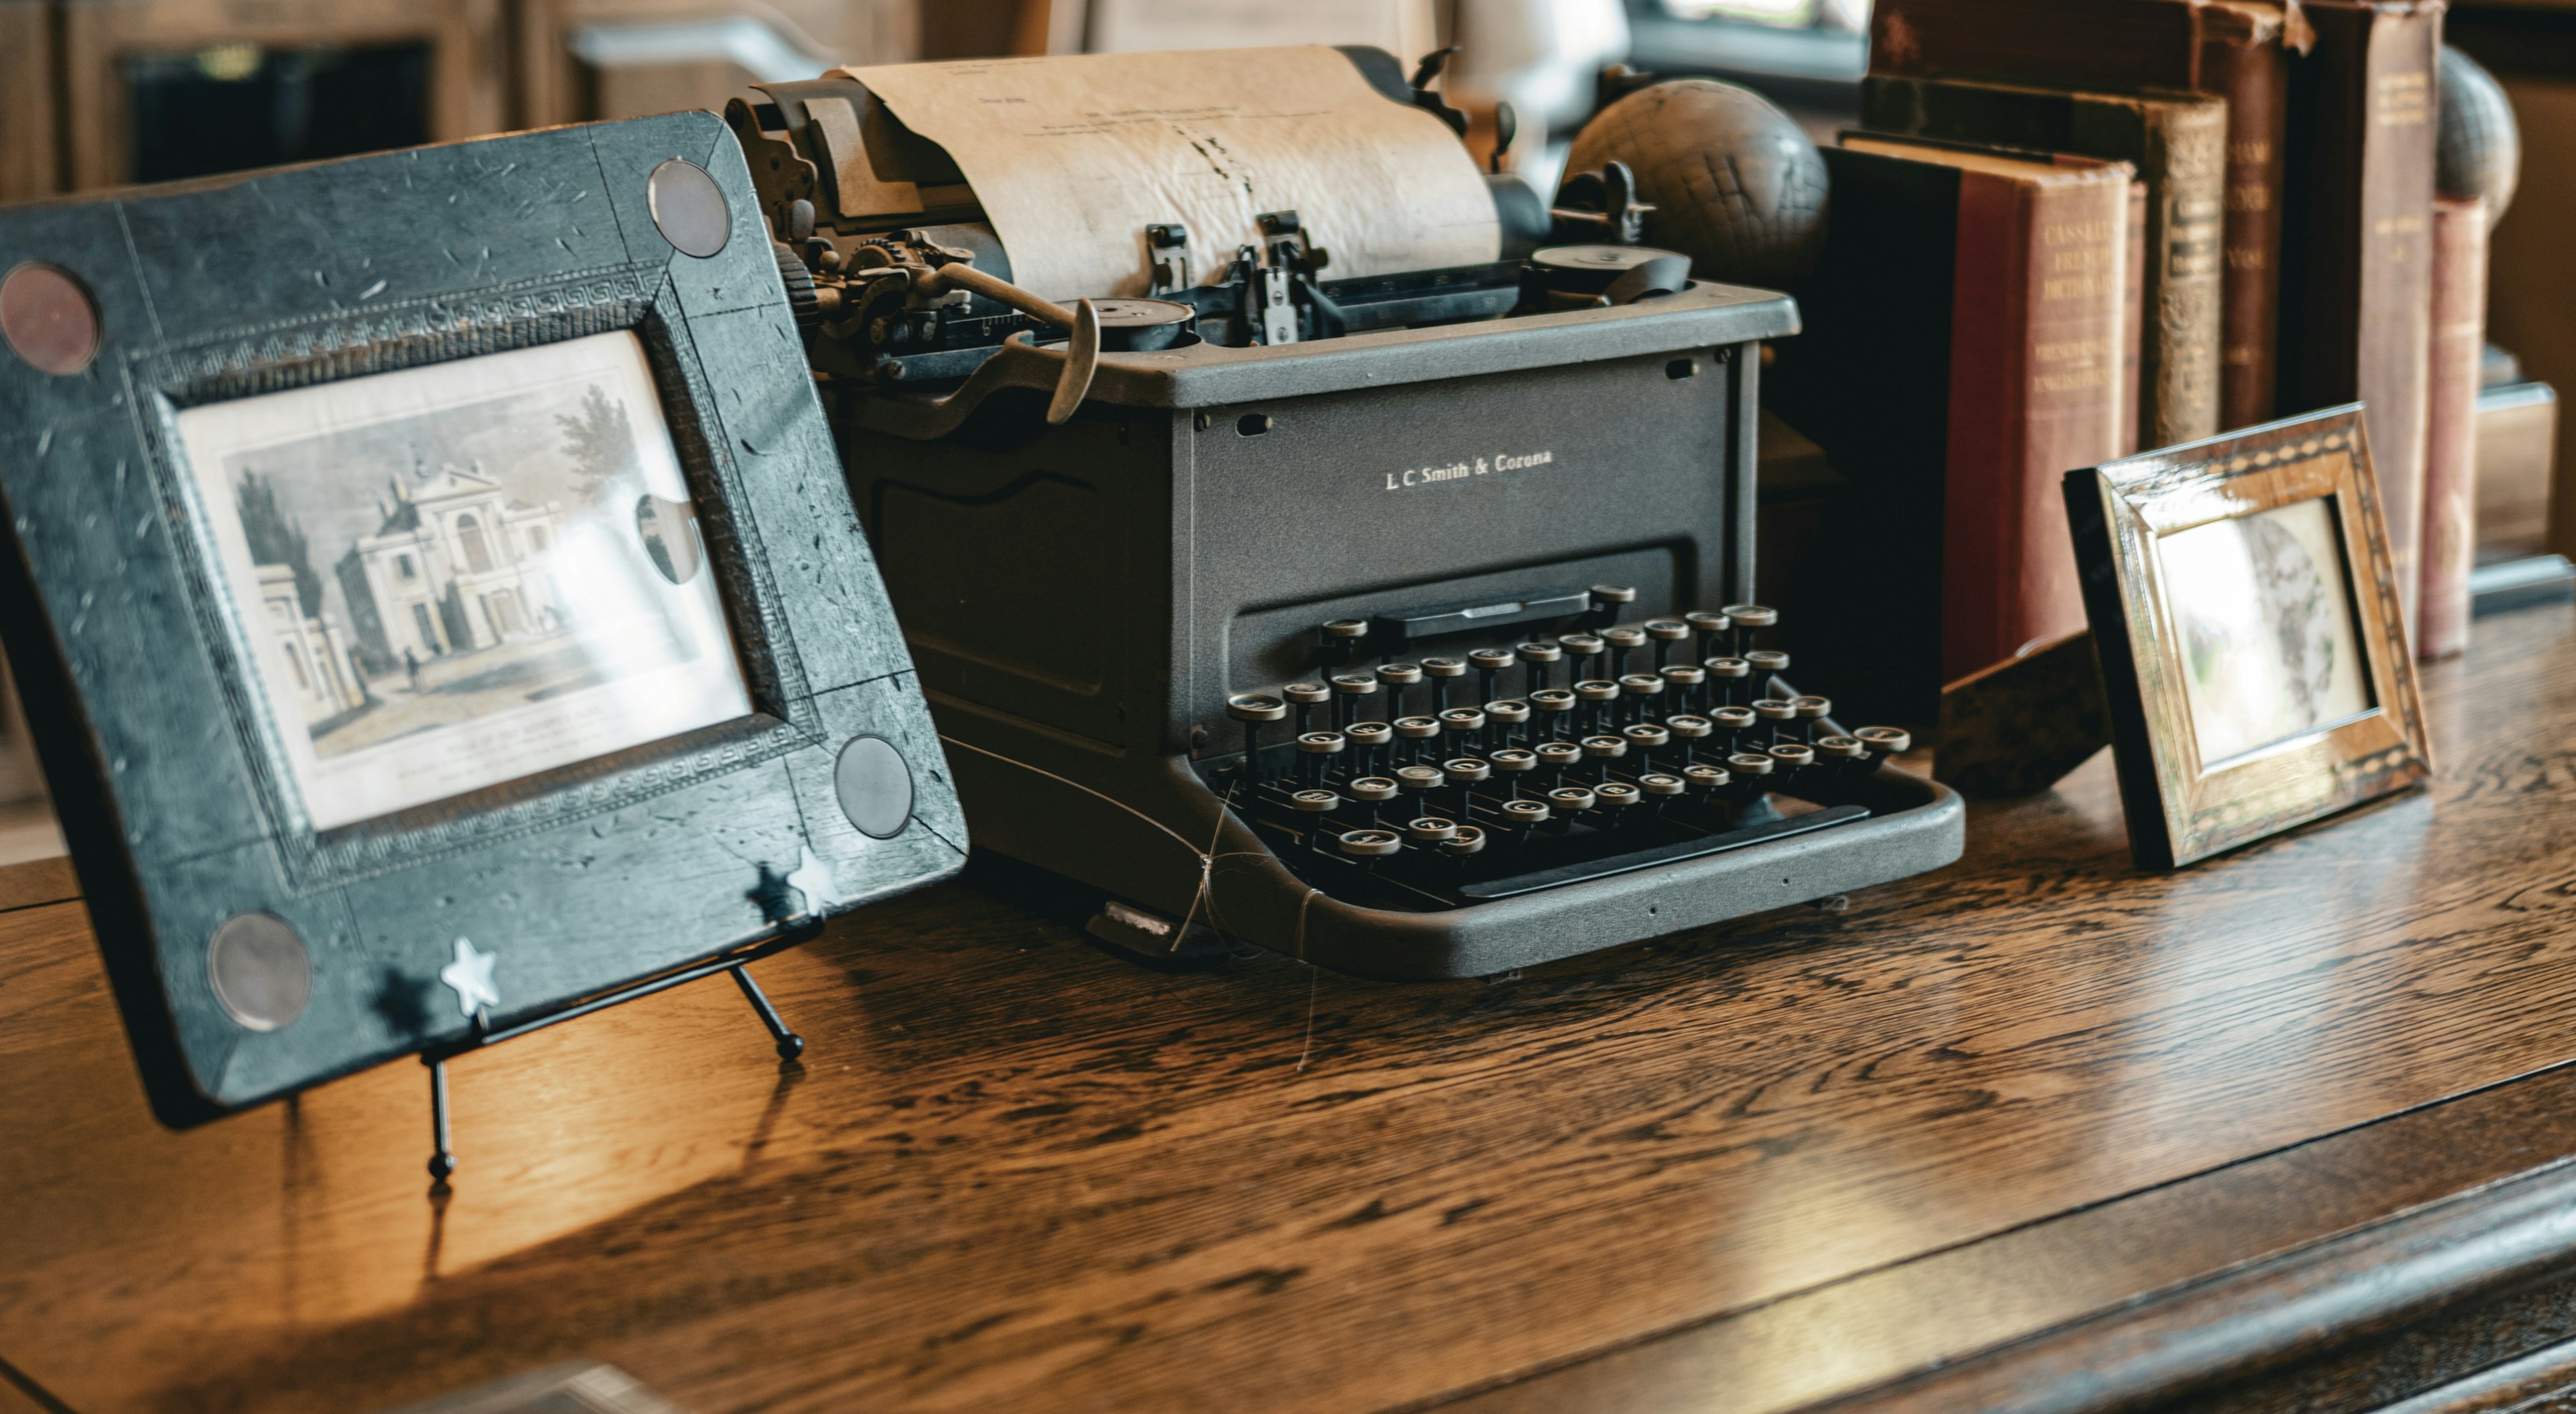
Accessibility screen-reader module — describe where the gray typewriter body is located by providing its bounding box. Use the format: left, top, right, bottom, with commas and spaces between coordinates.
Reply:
734, 55, 1965, 979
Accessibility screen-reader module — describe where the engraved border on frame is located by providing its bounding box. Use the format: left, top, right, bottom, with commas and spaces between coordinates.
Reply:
2072, 404, 2433, 869
119, 262, 824, 891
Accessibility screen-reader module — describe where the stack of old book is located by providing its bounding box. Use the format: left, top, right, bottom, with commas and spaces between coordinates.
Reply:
1770, 0, 2457, 720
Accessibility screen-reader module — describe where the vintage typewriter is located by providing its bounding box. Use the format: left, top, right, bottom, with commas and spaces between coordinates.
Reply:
722, 46, 1964, 979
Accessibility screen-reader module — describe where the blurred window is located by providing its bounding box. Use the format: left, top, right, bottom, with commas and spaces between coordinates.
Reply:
125, 42, 433, 184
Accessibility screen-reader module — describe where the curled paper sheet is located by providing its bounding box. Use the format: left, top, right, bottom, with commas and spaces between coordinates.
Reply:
839, 46, 1502, 301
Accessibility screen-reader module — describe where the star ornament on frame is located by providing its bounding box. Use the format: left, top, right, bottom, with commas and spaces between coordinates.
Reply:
440, 938, 502, 1020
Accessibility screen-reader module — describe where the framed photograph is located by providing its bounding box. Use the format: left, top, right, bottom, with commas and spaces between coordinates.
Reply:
2065, 404, 2432, 869
0, 112, 964, 1127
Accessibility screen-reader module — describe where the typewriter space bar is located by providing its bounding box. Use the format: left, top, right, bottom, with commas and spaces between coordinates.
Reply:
1456, 806, 1871, 903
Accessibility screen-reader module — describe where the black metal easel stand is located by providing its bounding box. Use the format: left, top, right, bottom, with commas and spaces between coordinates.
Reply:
423, 918, 823, 1184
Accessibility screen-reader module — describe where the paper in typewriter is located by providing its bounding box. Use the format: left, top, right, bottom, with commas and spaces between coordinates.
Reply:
841, 46, 1501, 301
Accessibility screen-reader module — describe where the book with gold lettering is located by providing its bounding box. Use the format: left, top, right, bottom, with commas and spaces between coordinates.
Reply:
2282, 0, 2442, 644
1767, 135, 2130, 722
1868, 0, 2294, 435
1859, 74, 2227, 450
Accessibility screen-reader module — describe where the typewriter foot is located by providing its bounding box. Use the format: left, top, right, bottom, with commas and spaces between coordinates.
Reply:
731, 964, 805, 1063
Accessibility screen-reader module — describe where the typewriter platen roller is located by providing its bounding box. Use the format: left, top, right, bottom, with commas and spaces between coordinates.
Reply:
731, 47, 1965, 979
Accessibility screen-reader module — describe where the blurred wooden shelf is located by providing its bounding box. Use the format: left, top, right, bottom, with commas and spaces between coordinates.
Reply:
7, 603, 2576, 1413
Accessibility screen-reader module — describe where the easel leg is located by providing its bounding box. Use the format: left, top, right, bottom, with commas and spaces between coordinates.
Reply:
427, 1056, 456, 1184
731, 963, 805, 1061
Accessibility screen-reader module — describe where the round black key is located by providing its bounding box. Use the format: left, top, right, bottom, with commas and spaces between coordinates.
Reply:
1815, 735, 1867, 790
1421, 656, 1466, 710
1725, 751, 1774, 804
1438, 707, 1487, 753
1721, 602, 1777, 658
1617, 673, 1662, 726
1405, 817, 1458, 847
1855, 726, 1912, 761
1644, 619, 1690, 671
1346, 773, 1399, 826
1529, 688, 1577, 723
1660, 663, 1707, 712
1395, 764, 1444, 800
1338, 828, 1403, 859
1666, 714, 1713, 757
1442, 756, 1491, 820
1639, 772, 1686, 798
1330, 673, 1379, 730
1285, 680, 1330, 735
1318, 618, 1371, 672
1483, 698, 1532, 749
1744, 649, 1790, 694
1596, 781, 1642, 821
1516, 641, 1562, 696
1227, 692, 1288, 783
1792, 694, 1832, 743
1558, 635, 1606, 688
1685, 610, 1731, 664
1602, 627, 1646, 678
1500, 798, 1551, 833
1705, 655, 1751, 708
1488, 747, 1538, 798
1536, 740, 1582, 790
1440, 826, 1488, 859
1623, 723, 1669, 772
1470, 647, 1516, 704
1682, 763, 1731, 795
1393, 715, 1442, 767
1753, 698, 1798, 743
1768, 743, 1815, 775
1581, 733, 1627, 785
1377, 662, 1424, 710
1345, 720, 1393, 776
1547, 785, 1596, 814
1290, 787, 1340, 850
1295, 730, 1346, 788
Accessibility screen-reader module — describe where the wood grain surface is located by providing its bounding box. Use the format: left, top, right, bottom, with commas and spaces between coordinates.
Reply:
3, 602, 2575, 1414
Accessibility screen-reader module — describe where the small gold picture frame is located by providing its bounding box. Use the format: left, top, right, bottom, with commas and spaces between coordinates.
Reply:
2064, 404, 2433, 869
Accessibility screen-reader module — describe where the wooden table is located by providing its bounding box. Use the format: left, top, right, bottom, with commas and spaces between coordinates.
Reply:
9, 602, 2576, 1414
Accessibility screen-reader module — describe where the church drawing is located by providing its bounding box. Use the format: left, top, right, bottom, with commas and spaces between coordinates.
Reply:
340, 464, 568, 666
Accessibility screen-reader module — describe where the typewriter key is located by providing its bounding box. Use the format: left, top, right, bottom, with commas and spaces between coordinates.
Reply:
1405, 817, 1459, 845
1488, 747, 1538, 798
1574, 679, 1620, 735
1499, 798, 1550, 842
1226, 693, 1288, 782
1722, 603, 1778, 657
1745, 649, 1791, 697
1536, 741, 1584, 791
1660, 664, 1707, 713
1791, 695, 1833, 743
1516, 641, 1562, 696
1484, 699, 1532, 749
1638, 772, 1686, 826
1290, 789, 1341, 850
1753, 698, 1798, 744
1710, 705, 1758, 752
1725, 751, 1775, 807
1338, 829, 1403, 867
1395, 764, 1445, 807
1581, 734, 1627, 785
1439, 826, 1488, 861
1331, 674, 1379, 730
1285, 681, 1330, 735
1559, 634, 1606, 688
1546, 785, 1597, 830
1854, 726, 1912, 769
1682, 764, 1731, 801
1296, 730, 1346, 788
1768, 743, 1815, 785
1442, 757, 1491, 820
1421, 657, 1467, 710
1623, 723, 1670, 774
1438, 707, 1488, 755
1345, 721, 1393, 777
1815, 736, 1866, 787
1587, 584, 1638, 633
1470, 647, 1516, 704
1596, 781, 1643, 825
1394, 715, 1442, 766
1645, 620, 1691, 670
1348, 775, 1399, 827
1705, 656, 1751, 707
1529, 688, 1577, 735
1666, 714, 1713, 761
1318, 618, 1370, 670
1686, 610, 1731, 665
1617, 673, 1662, 726
1377, 662, 1424, 716
1603, 627, 1646, 678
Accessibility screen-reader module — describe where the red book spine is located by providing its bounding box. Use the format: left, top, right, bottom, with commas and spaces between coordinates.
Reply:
1943, 170, 2129, 682
2418, 195, 2487, 659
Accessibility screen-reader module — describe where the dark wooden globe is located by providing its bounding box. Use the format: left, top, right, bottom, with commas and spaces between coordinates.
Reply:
1563, 79, 1829, 288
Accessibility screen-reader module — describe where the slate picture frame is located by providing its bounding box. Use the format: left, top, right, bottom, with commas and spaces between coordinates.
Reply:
0, 112, 966, 1127
2065, 404, 2432, 870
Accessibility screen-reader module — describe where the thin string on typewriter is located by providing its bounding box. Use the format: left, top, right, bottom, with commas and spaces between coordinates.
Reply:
936, 732, 1253, 952
938, 732, 1330, 1071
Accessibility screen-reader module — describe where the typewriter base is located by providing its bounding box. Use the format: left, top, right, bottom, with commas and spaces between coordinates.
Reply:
943, 710, 1964, 980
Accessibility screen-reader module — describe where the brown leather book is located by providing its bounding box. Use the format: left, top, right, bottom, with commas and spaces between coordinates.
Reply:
2418, 195, 2486, 659
1803, 137, 2129, 693
1861, 74, 2226, 447
1870, 0, 2294, 431
2280, 0, 2440, 643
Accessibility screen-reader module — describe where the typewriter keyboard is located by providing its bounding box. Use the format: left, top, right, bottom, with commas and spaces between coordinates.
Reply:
1214, 598, 1911, 910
